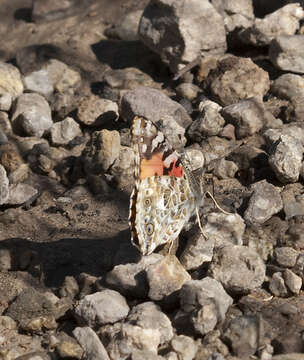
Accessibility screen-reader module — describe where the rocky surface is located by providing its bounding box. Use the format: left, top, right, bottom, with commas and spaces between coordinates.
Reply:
0, 0, 304, 359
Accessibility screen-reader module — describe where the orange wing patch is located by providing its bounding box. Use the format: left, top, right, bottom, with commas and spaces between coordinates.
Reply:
140, 152, 183, 179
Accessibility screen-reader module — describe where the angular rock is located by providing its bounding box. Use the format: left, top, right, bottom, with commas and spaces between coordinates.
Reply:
221, 98, 265, 139
55, 332, 84, 359
146, 255, 191, 301
283, 269, 302, 295
89, 129, 120, 173
138, 0, 226, 72
244, 180, 283, 226
50, 117, 82, 146
0, 147, 23, 174
188, 100, 225, 141
211, 0, 254, 33
0, 249, 12, 271
11, 93, 53, 137
107, 10, 143, 41
269, 272, 288, 297
213, 158, 239, 179
184, 148, 204, 171
120, 87, 192, 130
107, 322, 161, 359
176, 83, 201, 101
270, 35, 304, 73
177, 277, 233, 335
59, 275, 79, 299
209, 56, 270, 106
0, 164, 9, 205
264, 125, 304, 148
274, 247, 299, 268
269, 135, 304, 183
127, 302, 173, 344
200, 136, 232, 165
171, 335, 198, 360
105, 254, 163, 298
202, 212, 245, 248
7, 183, 38, 205
78, 96, 118, 126
241, 4, 304, 46
0, 111, 11, 134
224, 315, 259, 358
23, 69, 54, 97
180, 232, 214, 271
73, 326, 110, 360
209, 245, 266, 294
6, 288, 58, 332
74, 289, 129, 327
0, 93, 12, 111
0, 62, 23, 99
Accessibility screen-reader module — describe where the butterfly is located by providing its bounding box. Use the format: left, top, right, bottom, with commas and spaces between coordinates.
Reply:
128, 116, 205, 255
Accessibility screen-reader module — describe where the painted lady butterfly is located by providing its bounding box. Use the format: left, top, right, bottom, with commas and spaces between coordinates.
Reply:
129, 116, 205, 255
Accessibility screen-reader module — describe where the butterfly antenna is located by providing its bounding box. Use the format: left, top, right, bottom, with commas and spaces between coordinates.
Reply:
206, 191, 231, 215
195, 206, 208, 239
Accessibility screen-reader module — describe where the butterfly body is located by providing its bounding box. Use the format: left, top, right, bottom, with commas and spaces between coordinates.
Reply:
129, 116, 203, 255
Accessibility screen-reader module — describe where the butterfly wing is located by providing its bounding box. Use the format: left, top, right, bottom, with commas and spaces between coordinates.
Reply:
129, 116, 197, 255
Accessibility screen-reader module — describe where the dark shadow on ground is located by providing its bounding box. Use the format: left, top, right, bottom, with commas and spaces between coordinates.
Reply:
91, 39, 169, 80
0, 229, 140, 288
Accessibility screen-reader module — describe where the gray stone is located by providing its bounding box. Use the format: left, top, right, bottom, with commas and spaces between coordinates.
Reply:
175, 83, 201, 101
264, 126, 304, 147
269, 135, 304, 183
8, 164, 30, 184
0, 93, 12, 111
23, 69, 54, 97
221, 98, 265, 139
202, 212, 245, 248
270, 35, 304, 73
90, 129, 121, 172
146, 255, 191, 301
55, 332, 83, 359
209, 56, 270, 106
272, 354, 304, 360
74, 289, 129, 327
209, 245, 266, 294
184, 148, 204, 171
274, 247, 299, 268
178, 277, 233, 335
7, 183, 38, 205
213, 158, 239, 179
0, 111, 11, 134
59, 276, 79, 299
180, 233, 214, 271
224, 315, 259, 358
241, 4, 304, 46
127, 302, 173, 344
110, 10, 143, 41
244, 180, 283, 226
138, 0, 226, 72
171, 335, 198, 360
78, 96, 119, 126
0, 164, 9, 205
6, 288, 58, 332
14, 352, 52, 360
120, 86, 192, 131
283, 269, 302, 294
11, 93, 53, 138
200, 136, 232, 165
73, 326, 110, 360
50, 117, 82, 145
0, 62, 23, 99
105, 254, 163, 298
211, 0, 254, 33
269, 272, 288, 297
188, 100, 224, 140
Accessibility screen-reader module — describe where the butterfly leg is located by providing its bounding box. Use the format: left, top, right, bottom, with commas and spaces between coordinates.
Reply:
195, 207, 208, 239
206, 191, 231, 215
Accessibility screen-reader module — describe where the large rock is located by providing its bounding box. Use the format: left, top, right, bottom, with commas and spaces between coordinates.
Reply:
244, 180, 283, 226
11, 93, 53, 137
269, 134, 304, 183
74, 290, 129, 327
0, 62, 23, 99
0, 164, 9, 205
209, 56, 270, 106
177, 278, 233, 336
138, 0, 226, 72
269, 35, 304, 73
209, 245, 266, 294
241, 4, 304, 46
